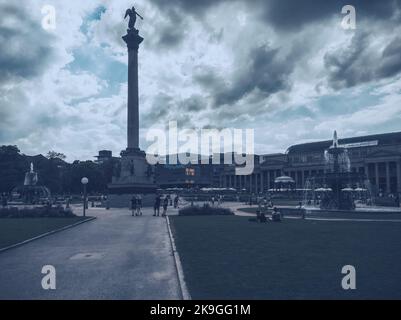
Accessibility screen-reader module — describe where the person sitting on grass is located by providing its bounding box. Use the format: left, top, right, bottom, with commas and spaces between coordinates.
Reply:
1, 193, 7, 208
259, 210, 267, 223
272, 207, 282, 222
256, 207, 261, 221
256, 202, 268, 223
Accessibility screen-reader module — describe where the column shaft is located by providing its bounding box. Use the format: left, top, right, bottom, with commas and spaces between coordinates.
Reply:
386, 162, 391, 194
127, 48, 139, 150
397, 160, 401, 194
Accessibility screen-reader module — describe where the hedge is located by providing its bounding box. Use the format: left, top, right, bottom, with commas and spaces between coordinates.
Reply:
0, 206, 76, 218
179, 204, 234, 216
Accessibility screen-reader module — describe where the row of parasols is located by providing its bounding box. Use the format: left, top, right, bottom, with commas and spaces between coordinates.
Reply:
311, 187, 368, 192
267, 187, 368, 192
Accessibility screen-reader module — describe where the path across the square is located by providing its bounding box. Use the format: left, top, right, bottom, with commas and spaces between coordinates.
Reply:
0, 206, 181, 300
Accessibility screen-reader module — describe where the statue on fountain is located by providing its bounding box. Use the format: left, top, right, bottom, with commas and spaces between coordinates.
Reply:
12, 163, 51, 205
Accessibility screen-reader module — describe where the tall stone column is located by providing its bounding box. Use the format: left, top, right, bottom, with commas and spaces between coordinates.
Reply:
122, 30, 144, 153
301, 171, 305, 188
397, 160, 401, 194
249, 174, 253, 193
386, 162, 391, 194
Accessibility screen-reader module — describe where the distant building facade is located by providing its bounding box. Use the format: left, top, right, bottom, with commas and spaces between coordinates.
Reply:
155, 154, 224, 189
221, 131, 401, 195
95, 150, 118, 164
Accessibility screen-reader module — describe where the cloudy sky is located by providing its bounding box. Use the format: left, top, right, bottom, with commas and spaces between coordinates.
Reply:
1, 0, 401, 161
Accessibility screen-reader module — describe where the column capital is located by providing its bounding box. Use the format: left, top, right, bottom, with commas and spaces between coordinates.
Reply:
122, 29, 144, 51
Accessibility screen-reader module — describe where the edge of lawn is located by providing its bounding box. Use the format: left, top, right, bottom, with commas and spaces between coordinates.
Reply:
166, 216, 192, 300
0, 216, 96, 253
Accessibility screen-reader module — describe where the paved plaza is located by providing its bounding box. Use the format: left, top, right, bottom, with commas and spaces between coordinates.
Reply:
0, 206, 181, 300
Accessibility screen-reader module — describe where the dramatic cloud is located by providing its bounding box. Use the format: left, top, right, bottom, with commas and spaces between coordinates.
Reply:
150, 0, 229, 16
262, 0, 401, 31
0, 3, 55, 83
212, 43, 304, 107
379, 37, 401, 79
325, 31, 401, 89
1, 0, 401, 160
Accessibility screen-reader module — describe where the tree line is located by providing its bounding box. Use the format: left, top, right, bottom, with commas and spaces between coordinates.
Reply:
0, 145, 117, 195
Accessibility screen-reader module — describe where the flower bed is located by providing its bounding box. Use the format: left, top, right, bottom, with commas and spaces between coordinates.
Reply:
179, 204, 234, 216
0, 206, 76, 218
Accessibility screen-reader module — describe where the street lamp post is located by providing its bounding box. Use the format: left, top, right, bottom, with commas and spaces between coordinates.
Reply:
81, 177, 89, 217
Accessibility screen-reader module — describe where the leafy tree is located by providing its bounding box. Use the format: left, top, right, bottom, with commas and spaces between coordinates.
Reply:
0, 145, 25, 193
0, 145, 116, 195
66, 160, 108, 194
46, 151, 67, 161
0, 145, 20, 157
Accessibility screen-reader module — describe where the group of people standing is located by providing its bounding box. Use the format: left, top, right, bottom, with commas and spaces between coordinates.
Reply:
153, 194, 180, 217
131, 194, 180, 217
210, 195, 223, 206
130, 195, 142, 216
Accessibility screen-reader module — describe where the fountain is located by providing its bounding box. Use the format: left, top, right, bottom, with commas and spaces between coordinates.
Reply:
303, 131, 373, 211
24, 162, 38, 186
12, 163, 51, 204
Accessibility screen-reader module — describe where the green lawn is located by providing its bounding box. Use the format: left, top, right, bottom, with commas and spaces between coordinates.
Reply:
0, 217, 88, 249
170, 216, 401, 299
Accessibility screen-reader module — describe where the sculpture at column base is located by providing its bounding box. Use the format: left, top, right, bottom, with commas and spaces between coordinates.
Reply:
121, 147, 145, 157
107, 150, 157, 207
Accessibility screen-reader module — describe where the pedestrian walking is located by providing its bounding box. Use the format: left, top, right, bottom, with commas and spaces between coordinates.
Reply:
153, 194, 161, 216
131, 195, 137, 216
174, 195, 179, 208
162, 196, 169, 216
136, 195, 142, 216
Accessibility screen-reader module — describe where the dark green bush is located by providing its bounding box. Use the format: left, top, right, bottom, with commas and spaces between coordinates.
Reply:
0, 205, 76, 218
179, 204, 234, 216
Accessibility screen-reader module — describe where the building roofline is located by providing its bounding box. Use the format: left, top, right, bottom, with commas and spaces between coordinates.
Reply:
286, 131, 401, 154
